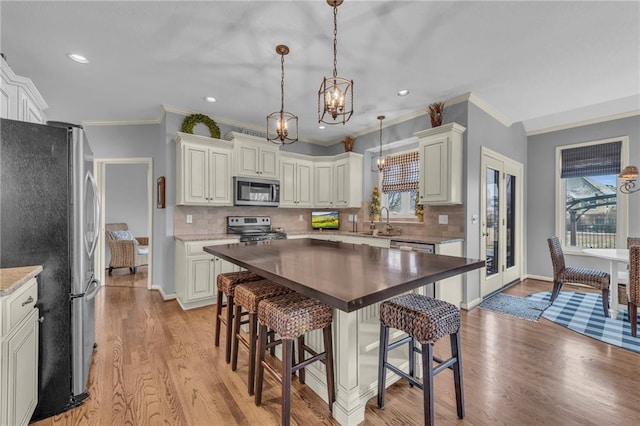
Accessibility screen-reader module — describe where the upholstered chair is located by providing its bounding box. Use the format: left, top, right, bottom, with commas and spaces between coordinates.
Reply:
628, 246, 639, 337
547, 236, 610, 316
105, 223, 149, 275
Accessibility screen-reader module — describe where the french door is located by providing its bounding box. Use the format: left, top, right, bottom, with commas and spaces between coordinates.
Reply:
480, 148, 523, 298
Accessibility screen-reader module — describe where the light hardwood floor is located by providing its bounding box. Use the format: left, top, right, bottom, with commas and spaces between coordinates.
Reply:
32, 278, 639, 425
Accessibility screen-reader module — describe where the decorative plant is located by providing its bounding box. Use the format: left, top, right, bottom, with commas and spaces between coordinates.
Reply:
427, 102, 445, 127
180, 113, 221, 139
414, 191, 424, 217
341, 136, 355, 152
369, 186, 381, 218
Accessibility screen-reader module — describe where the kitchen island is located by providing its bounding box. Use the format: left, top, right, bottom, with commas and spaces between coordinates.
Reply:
204, 238, 484, 425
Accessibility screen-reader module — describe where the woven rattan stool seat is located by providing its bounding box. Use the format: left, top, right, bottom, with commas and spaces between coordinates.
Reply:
235, 281, 294, 313
258, 292, 333, 340
217, 271, 263, 296
380, 293, 460, 344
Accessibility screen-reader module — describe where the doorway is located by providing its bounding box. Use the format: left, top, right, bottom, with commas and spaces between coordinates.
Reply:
94, 158, 153, 290
480, 148, 523, 298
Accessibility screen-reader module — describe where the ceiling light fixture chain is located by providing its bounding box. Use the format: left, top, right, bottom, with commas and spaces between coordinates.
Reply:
377, 115, 385, 171
318, 0, 353, 126
267, 44, 298, 145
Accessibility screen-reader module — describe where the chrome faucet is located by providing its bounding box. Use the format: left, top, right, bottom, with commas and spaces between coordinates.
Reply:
380, 206, 392, 231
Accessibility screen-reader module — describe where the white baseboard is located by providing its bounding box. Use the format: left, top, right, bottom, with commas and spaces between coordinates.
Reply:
525, 274, 553, 282
461, 297, 482, 310
152, 284, 176, 301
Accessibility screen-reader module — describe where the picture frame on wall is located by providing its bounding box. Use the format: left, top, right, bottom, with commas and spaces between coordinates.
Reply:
157, 176, 166, 209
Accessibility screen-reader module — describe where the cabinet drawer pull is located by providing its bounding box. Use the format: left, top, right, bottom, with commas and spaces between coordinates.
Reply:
22, 296, 34, 307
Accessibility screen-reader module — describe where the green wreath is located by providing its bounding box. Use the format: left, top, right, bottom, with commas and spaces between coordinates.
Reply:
180, 114, 220, 139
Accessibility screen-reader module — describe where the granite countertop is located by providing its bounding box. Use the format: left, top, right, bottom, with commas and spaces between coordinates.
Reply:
0, 265, 43, 296
174, 233, 241, 242
174, 230, 462, 245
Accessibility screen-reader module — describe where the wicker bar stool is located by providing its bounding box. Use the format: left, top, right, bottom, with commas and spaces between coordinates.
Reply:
377, 293, 463, 426
214, 271, 264, 363
231, 280, 294, 395
255, 292, 335, 426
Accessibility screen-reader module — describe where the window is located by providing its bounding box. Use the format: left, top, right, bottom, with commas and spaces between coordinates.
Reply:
555, 138, 628, 249
379, 150, 419, 219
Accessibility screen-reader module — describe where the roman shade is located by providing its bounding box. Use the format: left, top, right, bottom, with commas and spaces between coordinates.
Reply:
381, 151, 419, 193
561, 141, 622, 178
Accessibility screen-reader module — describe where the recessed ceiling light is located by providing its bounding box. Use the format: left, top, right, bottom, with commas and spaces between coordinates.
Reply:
67, 53, 89, 64
397, 89, 410, 96
318, 125, 326, 130
204, 96, 217, 103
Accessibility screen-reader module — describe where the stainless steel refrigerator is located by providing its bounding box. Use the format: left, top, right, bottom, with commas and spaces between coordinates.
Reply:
0, 118, 101, 420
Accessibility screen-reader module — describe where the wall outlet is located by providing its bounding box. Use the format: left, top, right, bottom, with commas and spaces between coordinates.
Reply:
348, 214, 354, 222
186, 215, 193, 224
299, 214, 303, 221
438, 214, 448, 225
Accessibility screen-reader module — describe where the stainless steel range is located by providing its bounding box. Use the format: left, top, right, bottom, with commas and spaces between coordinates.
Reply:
227, 216, 287, 242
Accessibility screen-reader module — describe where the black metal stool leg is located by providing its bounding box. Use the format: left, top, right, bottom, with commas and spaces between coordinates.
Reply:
451, 331, 465, 419
421, 342, 434, 426
214, 290, 224, 347
281, 339, 294, 426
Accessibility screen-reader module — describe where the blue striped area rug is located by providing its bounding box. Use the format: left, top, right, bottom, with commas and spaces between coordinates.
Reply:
527, 291, 640, 354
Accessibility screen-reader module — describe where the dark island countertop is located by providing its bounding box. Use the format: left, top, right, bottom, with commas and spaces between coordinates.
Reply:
204, 238, 483, 312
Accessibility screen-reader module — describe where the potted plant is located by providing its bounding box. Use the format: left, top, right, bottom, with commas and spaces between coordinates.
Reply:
428, 102, 445, 127
414, 191, 424, 222
369, 186, 381, 221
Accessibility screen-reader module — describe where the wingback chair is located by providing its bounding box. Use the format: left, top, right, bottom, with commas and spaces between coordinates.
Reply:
105, 223, 149, 275
628, 245, 639, 337
547, 236, 610, 316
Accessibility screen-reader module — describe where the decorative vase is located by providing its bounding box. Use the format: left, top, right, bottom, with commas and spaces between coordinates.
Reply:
416, 213, 424, 222
372, 214, 380, 222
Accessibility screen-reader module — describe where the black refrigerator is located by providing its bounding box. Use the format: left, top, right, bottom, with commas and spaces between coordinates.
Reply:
0, 118, 100, 420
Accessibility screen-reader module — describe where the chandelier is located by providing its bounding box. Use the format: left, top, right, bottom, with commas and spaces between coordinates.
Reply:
376, 115, 386, 171
267, 44, 298, 145
619, 165, 640, 194
318, 0, 353, 125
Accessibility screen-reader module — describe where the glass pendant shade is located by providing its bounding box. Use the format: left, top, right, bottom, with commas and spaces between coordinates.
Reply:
619, 165, 639, 180
619, 165, 640, 194
318, 0, 354, 125
267, 44, 298, 145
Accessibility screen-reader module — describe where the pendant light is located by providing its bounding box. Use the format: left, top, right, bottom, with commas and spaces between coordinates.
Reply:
267, 44, 298, 145
376, 115, 385, 171
318, 0, 353, 125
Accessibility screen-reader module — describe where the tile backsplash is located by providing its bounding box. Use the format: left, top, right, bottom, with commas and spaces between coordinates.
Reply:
173, 203, 464, 239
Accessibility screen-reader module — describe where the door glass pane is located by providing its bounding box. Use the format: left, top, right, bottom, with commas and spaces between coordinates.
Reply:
506, 174, 515, 268
486, 168, 499, 277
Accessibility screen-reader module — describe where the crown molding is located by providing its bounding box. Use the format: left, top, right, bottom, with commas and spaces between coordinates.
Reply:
464, 93, 512, 127
526, 109, 640, 136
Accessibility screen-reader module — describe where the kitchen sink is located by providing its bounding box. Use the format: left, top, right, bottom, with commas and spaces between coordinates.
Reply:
359, 229, 402, 237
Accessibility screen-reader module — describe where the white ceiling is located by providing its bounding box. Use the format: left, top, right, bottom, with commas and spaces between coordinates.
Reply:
1, 1, 639, 145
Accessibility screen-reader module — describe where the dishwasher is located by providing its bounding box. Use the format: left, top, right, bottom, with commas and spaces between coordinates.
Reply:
390, 240, 436, 298
390, 240, 435, 254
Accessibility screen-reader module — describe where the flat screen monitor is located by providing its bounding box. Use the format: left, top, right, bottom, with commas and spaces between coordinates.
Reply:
311, 211, 339, 230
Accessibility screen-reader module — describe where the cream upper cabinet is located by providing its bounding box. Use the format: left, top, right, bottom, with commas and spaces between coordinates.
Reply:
313, 152, 363, 208
279, 154, 314, 208
313, 162, 334, 207
1, 277, 39, 426
415, 123, 466, 205
176, 132, 233, 206
226, 132, 279, 179
0, 56, 47, 124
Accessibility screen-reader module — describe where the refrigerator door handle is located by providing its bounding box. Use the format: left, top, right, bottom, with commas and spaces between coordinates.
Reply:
84, 171, 101, 258
84, 278, 101, 301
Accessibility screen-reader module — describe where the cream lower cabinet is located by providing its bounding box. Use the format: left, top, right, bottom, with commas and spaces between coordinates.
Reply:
279, 155, 313, 208
435, 241, 464, 307
176, 132, 233, 206
415, 123, 466, 205
1, 278, 39, 426
175, 239, 240, 310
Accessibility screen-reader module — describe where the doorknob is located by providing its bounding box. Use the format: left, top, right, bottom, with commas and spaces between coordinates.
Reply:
482, 232, 489, 237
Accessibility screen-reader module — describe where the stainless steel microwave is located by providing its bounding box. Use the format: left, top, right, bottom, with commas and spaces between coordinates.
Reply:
233, 176, 280, 207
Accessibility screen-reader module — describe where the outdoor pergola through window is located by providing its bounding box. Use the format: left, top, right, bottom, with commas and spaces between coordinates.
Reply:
559, 140, 621, 248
